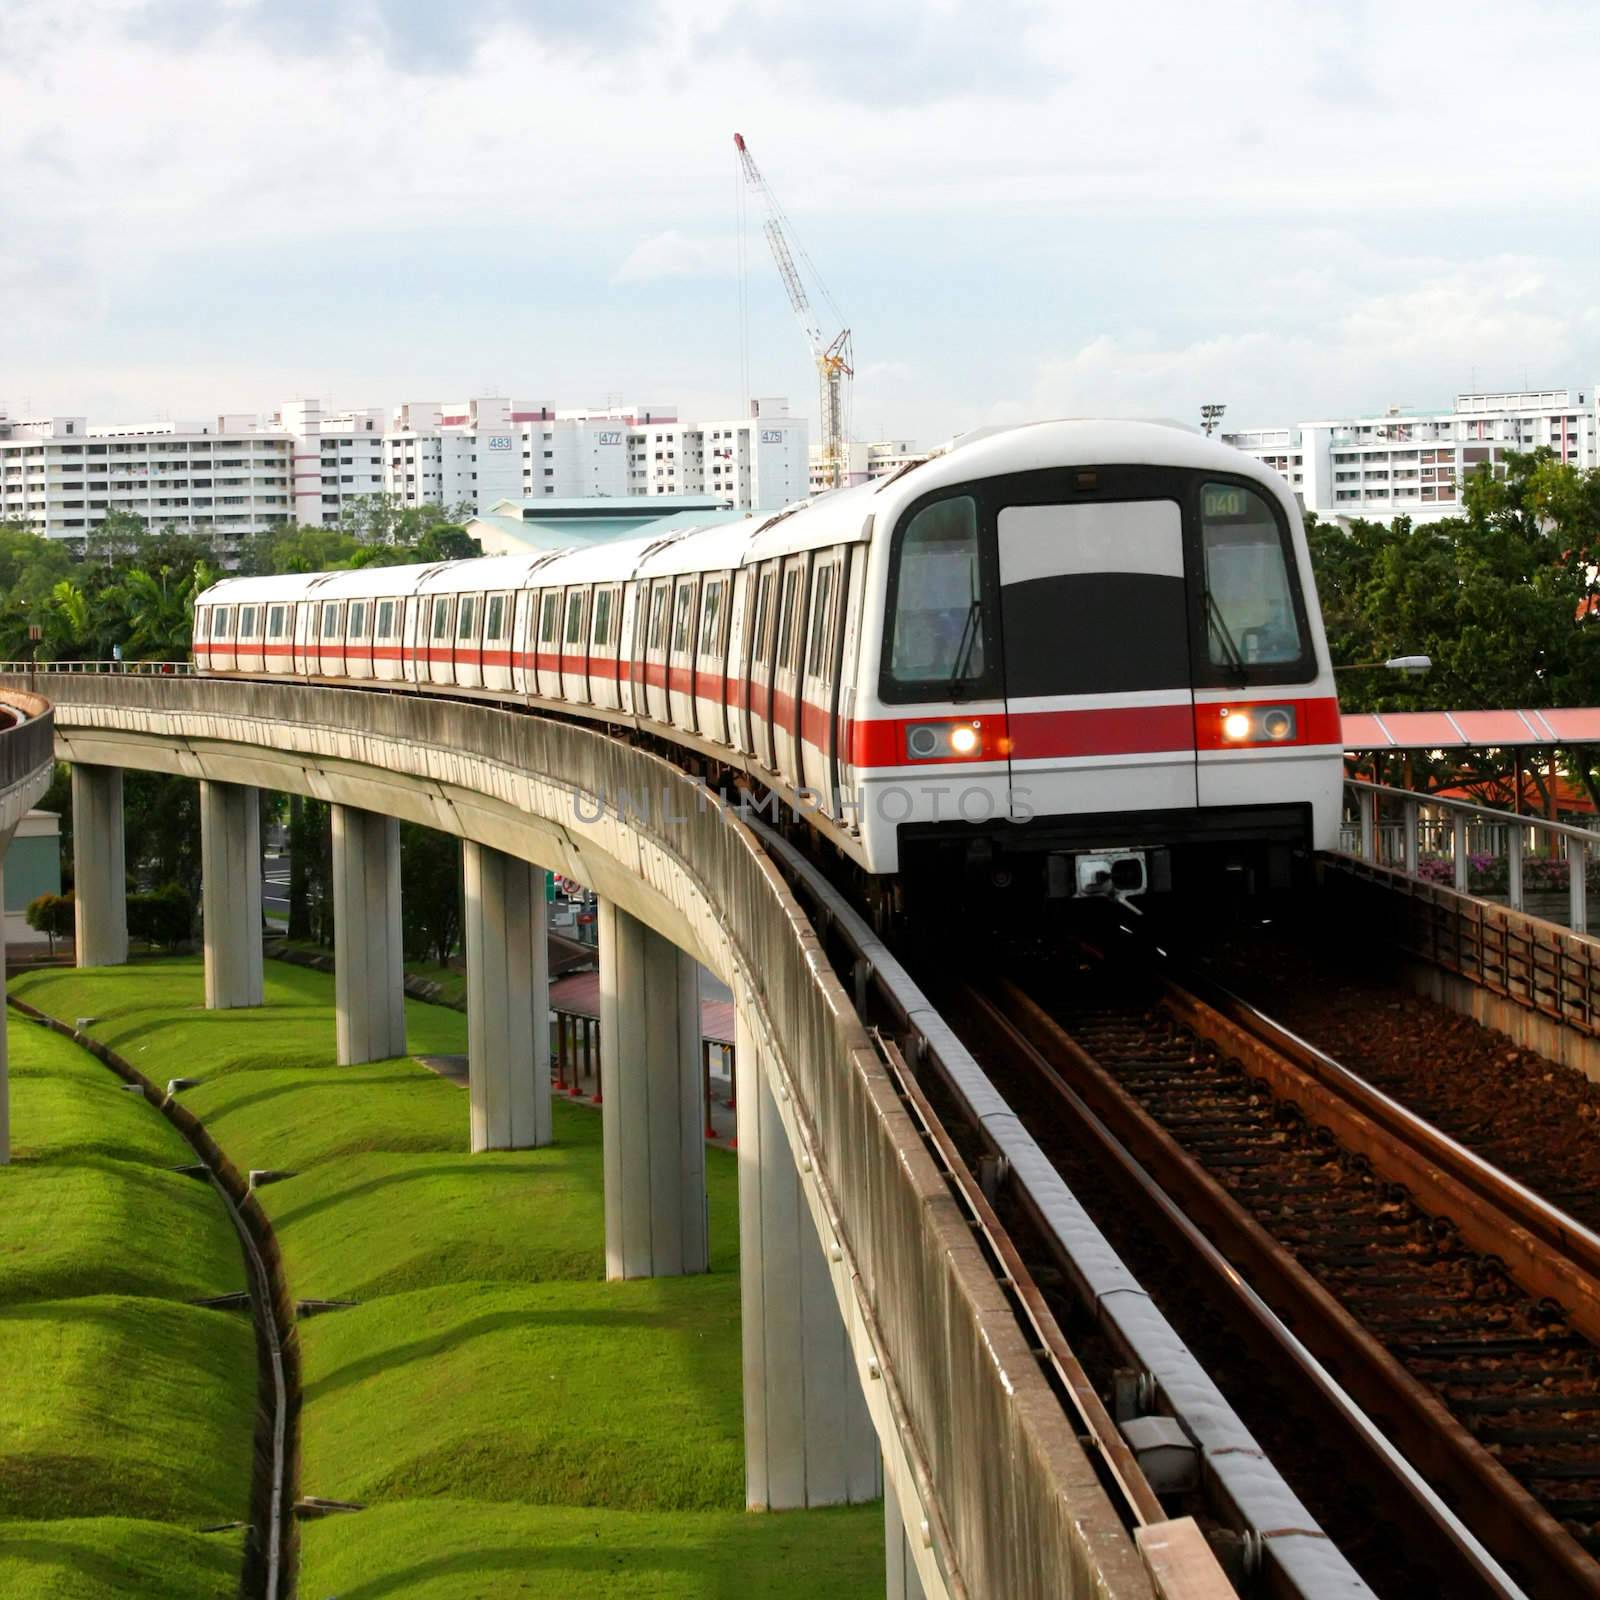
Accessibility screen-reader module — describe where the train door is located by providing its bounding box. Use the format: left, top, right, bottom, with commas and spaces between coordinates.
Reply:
619, 583, 643, 716
482, 592, 512, 692
402, 595, 423, 685
211, 605, 235, 672
770, 555, 810, 788
833, 550, 868, 827
373, 597, 401, 681
455, 591, 482, 689
560, 587, 589, 702
727, 571, 753, 755
345, 599, 371, 680
534, 590, 561, 699
799, 550, 845, 813
421, 593, 453, 686
509, 591, 534, 696
643, 580, 672, 724
290, 602, 310, 675
694, 575, 730, 746
747, 562, 779, 771
270, 604, 294, 675
993, 487, 1197, 820
317, 599, 346, 678
591, 585, 621, 711
667, 575, 699, 732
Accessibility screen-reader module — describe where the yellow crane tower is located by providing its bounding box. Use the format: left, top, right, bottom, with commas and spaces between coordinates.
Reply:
734, 132, 853, 492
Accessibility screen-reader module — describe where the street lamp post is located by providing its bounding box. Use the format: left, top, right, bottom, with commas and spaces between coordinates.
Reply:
1200, 403, 1226, 436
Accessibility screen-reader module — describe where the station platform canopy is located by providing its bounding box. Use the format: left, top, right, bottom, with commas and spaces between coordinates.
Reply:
1343, 708, 1600, 751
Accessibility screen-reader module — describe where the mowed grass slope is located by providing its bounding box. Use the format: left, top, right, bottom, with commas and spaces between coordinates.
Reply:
0, 1013, 254, 1600
16, 957, 883, 1598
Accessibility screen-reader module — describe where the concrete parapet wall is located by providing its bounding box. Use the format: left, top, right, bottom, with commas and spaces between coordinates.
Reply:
7, 671, 1152, 1600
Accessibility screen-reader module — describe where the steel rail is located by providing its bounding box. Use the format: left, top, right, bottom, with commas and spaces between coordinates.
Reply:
749, 821, 1372, 1600
1146, 946, 1600, 1342
1001, 921, 1600, 1599
966, 980, 1525, 1600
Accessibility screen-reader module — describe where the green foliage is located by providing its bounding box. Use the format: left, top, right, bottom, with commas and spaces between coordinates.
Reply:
400, 822, 462, 965
1311, 450, 1600, 716
0, 1015, 255, 1598
24, 892, 73, 951
126, 883, 194, 950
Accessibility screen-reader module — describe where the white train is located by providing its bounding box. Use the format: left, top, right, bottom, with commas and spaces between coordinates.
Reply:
193, 420, 1343, 903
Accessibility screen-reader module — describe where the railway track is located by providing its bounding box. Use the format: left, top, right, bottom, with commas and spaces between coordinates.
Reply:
969, 925, 1600, 1599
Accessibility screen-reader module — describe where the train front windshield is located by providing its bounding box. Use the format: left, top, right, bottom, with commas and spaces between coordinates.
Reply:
1198, 482, 1306, 674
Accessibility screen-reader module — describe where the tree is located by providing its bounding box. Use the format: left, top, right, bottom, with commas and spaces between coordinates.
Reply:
25, 891, 74, 956
400, 823, 461, 966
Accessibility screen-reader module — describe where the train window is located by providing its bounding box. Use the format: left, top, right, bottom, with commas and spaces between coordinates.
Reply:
671, 585, 695, 654
777, 569, 801, 670
349, 601, 367, 639
431, 596, 451, 641
216, 607, 232, 637
753, 573, 774, 663
239, 605, 257, 639
457, 595, 476, 641
321, 602, 342, 639
699, 581, 722, 655
806, 567, 836, 678
267, 605, 286, 638
376, 599, 395, 639
539, 592, 559, 644
1199, 483, 1306, 673
648, 586, 669, 651
564, 592, 586, 647
886, 495, 985, 691
592, 588, 612, 647
485, 594, 506, 642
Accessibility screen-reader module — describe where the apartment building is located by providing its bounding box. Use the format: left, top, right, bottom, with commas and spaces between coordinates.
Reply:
0, 390, 811, 545
1223, 386, 1600, 523
810, 437, 925, 495
0, 410, 297, 544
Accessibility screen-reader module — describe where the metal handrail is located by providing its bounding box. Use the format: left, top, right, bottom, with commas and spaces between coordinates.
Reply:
1344, 777, 1594, 932
0, 660, 195, 676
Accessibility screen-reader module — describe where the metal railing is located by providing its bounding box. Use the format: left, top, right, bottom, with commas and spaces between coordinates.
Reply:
1345, 777, 1599, 933
0, 659, 195, 676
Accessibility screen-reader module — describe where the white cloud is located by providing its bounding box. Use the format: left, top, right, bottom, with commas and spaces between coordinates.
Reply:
612, 230, 741, 285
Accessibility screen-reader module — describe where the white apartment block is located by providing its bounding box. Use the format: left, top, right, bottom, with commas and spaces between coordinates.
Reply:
810, 437, 925, 495
0, 391, 810, 546
1223, 385, 1600, 523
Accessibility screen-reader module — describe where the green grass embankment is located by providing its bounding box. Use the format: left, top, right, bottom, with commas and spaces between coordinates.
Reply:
0, 1016, 254, 1600
14, 957, 883, 1598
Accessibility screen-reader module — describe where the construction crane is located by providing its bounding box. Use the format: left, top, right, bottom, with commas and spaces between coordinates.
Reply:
734, 132, 853, 491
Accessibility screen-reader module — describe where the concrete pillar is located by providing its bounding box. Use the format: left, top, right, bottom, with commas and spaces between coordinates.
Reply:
331, 804, 405, 1065
598, 899, 707, 1279
737, 1010, 880, 1509
885, 1480, 930, 1600
201, 780, 263, 1010
463, 842, 551, 1151
72, 764, 127, 967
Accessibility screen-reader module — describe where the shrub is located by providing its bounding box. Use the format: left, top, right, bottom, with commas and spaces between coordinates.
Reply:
25, 890, 74, 954
128, 882, 194, 950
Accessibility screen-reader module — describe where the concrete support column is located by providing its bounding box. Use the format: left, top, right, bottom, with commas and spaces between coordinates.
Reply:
737, 1010, 879, 1509
463, 842, 551, 1151
72, 764, 127, 968
331, 804, 405, 1066
598, 899, 707, 1279
885, 1480, 930, 1600
201, 780, 263, 1010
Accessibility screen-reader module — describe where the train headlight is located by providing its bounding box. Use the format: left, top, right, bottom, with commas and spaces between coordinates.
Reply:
905, 721, 983, 761
1218, 706, 1297, 743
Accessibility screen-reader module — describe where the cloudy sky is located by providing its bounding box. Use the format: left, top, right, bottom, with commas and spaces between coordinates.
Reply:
3, 0, 1597, 445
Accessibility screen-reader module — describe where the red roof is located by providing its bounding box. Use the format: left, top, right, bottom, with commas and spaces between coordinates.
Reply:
550, 971, 734, 1045
1343, 708, 1600, 750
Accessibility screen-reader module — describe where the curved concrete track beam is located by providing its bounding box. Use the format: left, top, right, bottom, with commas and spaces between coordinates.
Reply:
7, 672, 1158, 1600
